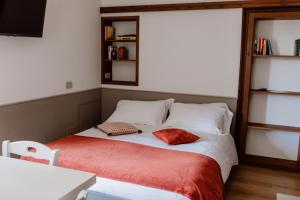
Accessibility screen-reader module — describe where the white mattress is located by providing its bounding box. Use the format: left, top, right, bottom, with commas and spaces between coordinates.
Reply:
77, 125, 238, 200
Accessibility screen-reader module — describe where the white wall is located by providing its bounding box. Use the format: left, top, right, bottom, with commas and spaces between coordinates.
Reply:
0, 0, 101, 105
246, 20, 300, 161
102, 9, 242, 98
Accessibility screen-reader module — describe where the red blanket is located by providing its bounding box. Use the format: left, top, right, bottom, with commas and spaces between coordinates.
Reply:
25, 135, 224, 200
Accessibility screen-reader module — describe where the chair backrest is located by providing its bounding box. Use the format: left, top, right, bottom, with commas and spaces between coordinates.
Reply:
2, 140, 60, 166
76, 190, 88, 200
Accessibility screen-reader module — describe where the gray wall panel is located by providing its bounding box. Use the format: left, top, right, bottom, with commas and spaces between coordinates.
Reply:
0, 89, 101, 154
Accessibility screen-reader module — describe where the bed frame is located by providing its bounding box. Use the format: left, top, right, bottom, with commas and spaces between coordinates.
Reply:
101, 88, 238, 136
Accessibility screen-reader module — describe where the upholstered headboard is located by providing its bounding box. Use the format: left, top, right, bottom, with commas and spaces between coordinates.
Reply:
101, 88, 237, 136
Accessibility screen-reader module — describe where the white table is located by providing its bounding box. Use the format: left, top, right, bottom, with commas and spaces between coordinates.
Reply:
0, 156, 96, 200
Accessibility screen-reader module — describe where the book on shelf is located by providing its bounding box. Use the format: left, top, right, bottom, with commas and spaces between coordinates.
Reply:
108, 46, 112, 60
107, 46, 116, 60
107, 46, 128, 60
295, 39, 300, 56
267, 40, 273, 55
115, 34, 136, 41
104, 26, 114, 40
263, 39, 267, 55
107, 46, 118, 60
253, 37, 273, 56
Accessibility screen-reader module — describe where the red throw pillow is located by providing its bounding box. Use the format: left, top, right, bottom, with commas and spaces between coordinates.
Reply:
153, 128, 200, 145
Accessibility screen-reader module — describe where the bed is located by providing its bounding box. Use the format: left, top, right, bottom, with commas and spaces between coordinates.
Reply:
25, 100, 238, 200
78, 125, 238, 200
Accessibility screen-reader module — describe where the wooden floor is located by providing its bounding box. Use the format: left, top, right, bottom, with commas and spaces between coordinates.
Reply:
225, 165, 300, 200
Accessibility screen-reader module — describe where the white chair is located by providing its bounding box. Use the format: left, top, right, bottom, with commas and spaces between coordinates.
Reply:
76, 190, 88, 200
2, 140, 60, 166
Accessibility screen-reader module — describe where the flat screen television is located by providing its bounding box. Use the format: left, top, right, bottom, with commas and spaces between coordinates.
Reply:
0, 0, 47, 37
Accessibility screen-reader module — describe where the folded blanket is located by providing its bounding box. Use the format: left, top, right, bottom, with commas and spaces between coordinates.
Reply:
23, 135, 224, 200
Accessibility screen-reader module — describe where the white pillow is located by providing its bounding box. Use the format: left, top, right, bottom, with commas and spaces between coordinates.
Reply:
209, 103, 233, 134
106, 99, 175, 126
162, 98, 175, 122
164, 103, 233, 134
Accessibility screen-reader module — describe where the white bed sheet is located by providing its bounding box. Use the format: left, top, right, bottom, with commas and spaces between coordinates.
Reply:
77, 125, 238, 200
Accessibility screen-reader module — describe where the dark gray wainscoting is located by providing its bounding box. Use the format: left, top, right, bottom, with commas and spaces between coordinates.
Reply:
0, 88, 101, 154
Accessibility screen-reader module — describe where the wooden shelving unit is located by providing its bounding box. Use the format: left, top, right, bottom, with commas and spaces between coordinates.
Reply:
250, 89, 300, 96
102, 80, 138, 86
104, 40, 136, 43
253, 55, 300, 59
104, 59, 137, 62
101, 16, 139, 86
248, 122, 300, 133
238, 8, 300, 171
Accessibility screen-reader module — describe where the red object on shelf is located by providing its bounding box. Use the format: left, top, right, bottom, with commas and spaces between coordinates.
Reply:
118, 47, 128, 60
